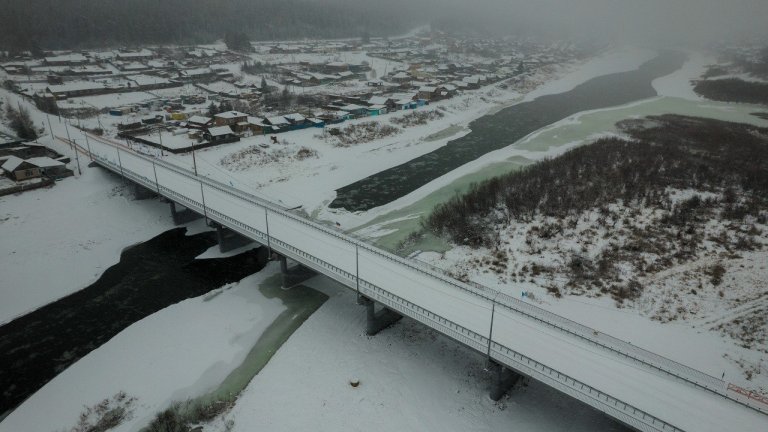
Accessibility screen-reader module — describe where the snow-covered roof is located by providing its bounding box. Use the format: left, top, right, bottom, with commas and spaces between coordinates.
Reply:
215, 111, 248, 119
128, 75, 171, 87
340, 104, 365, 111
284, 113, 306, 123
207, 126, 234, 137
247, 116, 266, 127
115, 49, 153, 59
419, 86, 437, 93
27, 157, 64, 168
45, 53, 87, 63
47, 82, 106, 94
1, 156, 26, 172
266, 116, 290, 126
182, 68, 214, 77
368, 96, 392, 105
368, 105, 386, 110
187, 115, 212, 125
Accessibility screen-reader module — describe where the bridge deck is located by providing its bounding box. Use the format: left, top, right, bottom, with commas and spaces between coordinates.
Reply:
78, 134, 768, 432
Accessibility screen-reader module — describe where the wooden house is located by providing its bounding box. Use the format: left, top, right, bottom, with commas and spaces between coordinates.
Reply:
1, 156, 40, 181
213, 111, 249, 127
204, 126, 240, 143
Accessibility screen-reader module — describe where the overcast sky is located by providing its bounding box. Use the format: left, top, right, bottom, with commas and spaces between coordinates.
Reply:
433, 0, 768, 45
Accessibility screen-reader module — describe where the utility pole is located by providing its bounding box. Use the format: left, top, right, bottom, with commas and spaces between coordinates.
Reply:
191, 143, 198, 176
83, 131, 93, 161
63, 119, 73, 150
46, 114, 54, 141
72, 138, 82, 176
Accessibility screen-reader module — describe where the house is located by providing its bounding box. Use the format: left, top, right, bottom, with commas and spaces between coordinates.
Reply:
1, 156, 40, 181
367, 105, 387, 116
26, 157, 69, 179
204, 126, 239, 143
366, 96, 397, 111
128, 75, 178, 91
47, 81, 108, 99
283, 113, 310, 130
213, 111, 249, 126
339, 104, 367, 118
186, 116, 213, 129
246, 116, 267, 135
390, 72, 412, 83
462, 76, 481, 89
323, 62, 349, 74
417, 86, 438, 101
263, 116, 291, 133
394, 98, 418, 110
115, 49, 154, 61
179, 68, 217, 82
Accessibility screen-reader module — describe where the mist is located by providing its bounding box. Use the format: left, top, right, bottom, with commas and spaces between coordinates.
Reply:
430, 0, 768, 47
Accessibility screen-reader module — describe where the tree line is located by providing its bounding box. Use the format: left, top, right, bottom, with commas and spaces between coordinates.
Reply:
0, 0, 424, 51
425, 115, 768, 248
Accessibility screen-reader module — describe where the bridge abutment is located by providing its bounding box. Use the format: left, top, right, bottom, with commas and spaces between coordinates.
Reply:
169, 201, 203, 225
357, 296, 403, 335
488, 360, 522, 401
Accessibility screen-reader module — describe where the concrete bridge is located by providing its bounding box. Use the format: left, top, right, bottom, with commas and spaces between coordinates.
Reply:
70, 133, 768, 432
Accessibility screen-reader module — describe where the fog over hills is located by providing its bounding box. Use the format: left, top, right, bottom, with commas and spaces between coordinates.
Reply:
1, 0, 766, 51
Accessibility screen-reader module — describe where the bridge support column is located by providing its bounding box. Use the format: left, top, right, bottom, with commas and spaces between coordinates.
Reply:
358, 296, 403, 336
279, 255, 316, 288
488, 361, 522, 401
130, 182, 157, 200
213, 223, 253, 253
169, 201, 202, 226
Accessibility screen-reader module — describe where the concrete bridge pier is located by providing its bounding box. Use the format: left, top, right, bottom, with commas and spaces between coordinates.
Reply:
279, 255, 316, 288
169, 201, 203, 225
357, 296, 403, 335
130, 182, 157, 200
212, 223, 253, 253
488, 360, 522, 401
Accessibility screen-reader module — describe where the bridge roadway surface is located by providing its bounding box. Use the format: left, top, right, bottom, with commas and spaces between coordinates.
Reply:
76, 133, 768, 432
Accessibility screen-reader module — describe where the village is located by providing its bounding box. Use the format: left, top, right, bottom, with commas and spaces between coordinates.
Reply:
0, 31, 582, 190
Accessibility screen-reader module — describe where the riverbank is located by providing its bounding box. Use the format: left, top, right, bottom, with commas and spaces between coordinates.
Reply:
0, 262, 321, 432
0, 165, 175, 325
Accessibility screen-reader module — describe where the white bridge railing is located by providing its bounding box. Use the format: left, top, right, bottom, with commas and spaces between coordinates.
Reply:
71, 134, 768, 431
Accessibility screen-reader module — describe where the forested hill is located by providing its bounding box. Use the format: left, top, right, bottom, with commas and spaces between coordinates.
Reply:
0, 0, 425, 51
